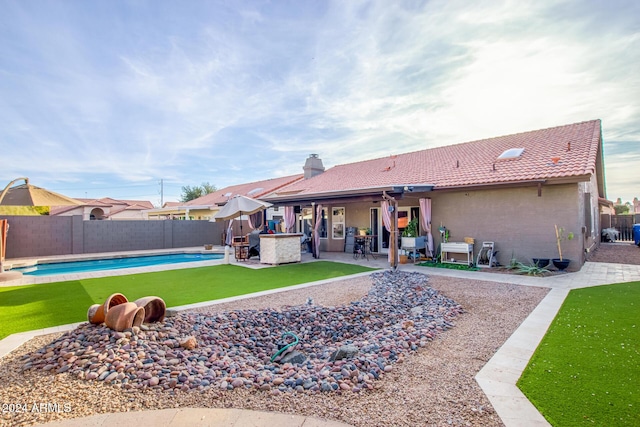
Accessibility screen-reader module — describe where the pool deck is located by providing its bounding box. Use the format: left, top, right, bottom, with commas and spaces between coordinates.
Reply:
2, 247, 640, 427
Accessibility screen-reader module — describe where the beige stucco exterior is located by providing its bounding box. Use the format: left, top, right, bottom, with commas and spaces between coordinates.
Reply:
306, 179, 600, 270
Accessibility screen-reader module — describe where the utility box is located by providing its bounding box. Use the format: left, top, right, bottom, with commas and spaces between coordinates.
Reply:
634, 224, 640, 246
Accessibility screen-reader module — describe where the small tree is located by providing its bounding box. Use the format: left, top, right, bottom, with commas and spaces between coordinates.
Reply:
180, 182, 216, 202
554, 224, 574, 261
614, 204, 630, 215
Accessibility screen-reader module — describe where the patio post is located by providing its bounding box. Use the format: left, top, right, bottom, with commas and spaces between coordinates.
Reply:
0, 219, 6, 273
383, 191, 399, 270
311, 202, 316, 258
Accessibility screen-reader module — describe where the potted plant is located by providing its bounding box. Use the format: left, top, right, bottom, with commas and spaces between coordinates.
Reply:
401, 217, 419, 248
532, 258, 550, 268
552, 224, 574, 270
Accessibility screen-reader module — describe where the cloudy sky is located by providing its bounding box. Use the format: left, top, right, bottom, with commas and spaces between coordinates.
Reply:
1, 0, 638, 205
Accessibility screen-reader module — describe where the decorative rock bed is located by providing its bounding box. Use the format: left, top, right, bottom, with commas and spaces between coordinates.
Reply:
20, 271, 463, 394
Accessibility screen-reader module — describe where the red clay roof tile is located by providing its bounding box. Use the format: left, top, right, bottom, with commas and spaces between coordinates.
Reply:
186, 174, 304, 206
275, 120, 601, 195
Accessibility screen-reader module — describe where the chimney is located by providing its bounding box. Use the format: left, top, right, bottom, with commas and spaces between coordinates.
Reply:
303, 154, 325, 179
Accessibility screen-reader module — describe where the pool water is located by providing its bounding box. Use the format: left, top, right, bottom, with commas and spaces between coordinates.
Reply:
15, 253, 223, 277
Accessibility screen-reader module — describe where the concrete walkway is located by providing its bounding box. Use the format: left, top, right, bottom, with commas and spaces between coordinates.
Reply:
36, 407, 352, 427
2, 249, 639, 427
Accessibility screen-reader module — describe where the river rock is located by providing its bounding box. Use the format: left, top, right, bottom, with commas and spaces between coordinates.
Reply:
330, 345, 359, 361
180, 336, 197, 350
20, 271, 463, 395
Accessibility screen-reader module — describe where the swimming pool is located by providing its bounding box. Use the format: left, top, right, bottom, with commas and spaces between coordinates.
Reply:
14, 253, 223, 277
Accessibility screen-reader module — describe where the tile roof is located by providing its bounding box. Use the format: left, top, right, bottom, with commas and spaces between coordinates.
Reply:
74, 198, 154, 209
273, 120, 602, 195
162, 201, 182, 208
50, 198, 154, 216
186, 174, 304, 206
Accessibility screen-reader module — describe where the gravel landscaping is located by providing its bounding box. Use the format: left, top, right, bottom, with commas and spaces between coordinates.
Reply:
586, 242, 640, 265
0, 271, 548, 427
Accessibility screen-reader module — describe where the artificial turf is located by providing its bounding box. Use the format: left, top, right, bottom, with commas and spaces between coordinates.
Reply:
0, 261, 375, 339
517, 281, 640, 426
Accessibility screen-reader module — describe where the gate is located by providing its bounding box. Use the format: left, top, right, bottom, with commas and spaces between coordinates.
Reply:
601, 214, 640, 242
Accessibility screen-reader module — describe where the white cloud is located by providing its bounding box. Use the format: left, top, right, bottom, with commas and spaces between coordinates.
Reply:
0, 0, 638, 203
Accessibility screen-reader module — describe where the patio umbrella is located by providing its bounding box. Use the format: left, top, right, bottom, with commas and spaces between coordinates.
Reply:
0, 177, 82, 207
211, 195, 273, 237
0, 177, 82, 275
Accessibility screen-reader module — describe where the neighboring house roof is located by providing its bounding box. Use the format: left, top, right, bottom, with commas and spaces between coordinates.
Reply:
162, 201, 181, 208
51, 198, 154, 216
106, 203, 154, 216
186, 174, 304, 206
269, 120, 602, 198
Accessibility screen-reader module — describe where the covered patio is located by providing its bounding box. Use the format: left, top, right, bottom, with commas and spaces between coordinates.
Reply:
264, 185, 436, 270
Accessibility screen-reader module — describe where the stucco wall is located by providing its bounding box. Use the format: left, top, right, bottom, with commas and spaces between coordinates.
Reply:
311, 183, 587, 270
0, 215, 224, 259
427, 184, 583, 268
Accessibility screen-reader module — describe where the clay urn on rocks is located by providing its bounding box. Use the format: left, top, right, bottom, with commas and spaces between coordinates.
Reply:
104, 302, 145, 332
133, 296, 166, 323
87, 293, 128, 324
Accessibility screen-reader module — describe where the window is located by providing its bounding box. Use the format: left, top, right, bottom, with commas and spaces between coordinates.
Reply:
332, 207, 345, 239
584, 192, 592, 236
319, 208, 327, 238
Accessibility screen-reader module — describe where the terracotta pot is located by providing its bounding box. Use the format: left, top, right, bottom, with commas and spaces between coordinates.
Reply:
88, 293, 128, 324
104, 302, 145, 332
87, 304, 103, 324
134, 296, 166, 323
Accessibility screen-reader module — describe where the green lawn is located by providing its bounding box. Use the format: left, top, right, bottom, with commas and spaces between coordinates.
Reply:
518, 281, 640, 426
417, 261, 479, 271
0, 261, 375, 339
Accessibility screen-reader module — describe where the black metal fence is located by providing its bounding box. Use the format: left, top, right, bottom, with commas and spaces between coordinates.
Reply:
600, 214, 640, 242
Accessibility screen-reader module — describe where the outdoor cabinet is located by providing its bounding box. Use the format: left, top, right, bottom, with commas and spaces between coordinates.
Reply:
441, 242, 474, 266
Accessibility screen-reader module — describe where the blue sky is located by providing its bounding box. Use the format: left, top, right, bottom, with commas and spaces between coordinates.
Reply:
1, 0, 638, 206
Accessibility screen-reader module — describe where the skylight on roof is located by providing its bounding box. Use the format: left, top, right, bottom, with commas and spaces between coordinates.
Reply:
497, 148, 524, 160
247, 187, 263, 195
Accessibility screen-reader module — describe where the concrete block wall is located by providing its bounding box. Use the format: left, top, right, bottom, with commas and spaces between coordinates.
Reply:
0, 215, 224, 259
171, 220, 220, 248
82, 220, 166, 253
1, 216, 74, 257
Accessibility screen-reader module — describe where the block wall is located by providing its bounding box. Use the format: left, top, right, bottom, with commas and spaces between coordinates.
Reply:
0, 216, 224, 258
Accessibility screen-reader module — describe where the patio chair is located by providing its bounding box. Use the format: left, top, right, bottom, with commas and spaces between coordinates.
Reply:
300, 233, 311, 252
247, 230, 261, 259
